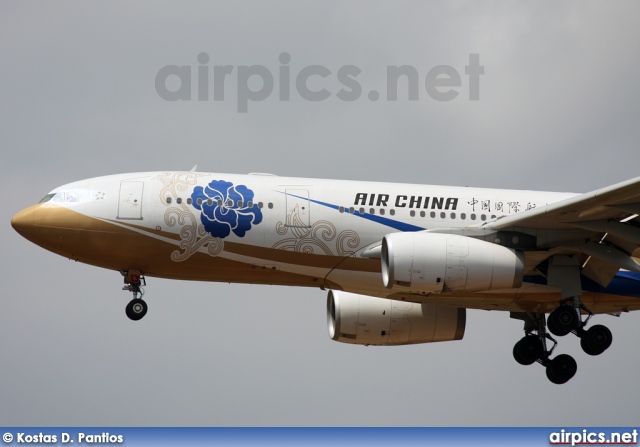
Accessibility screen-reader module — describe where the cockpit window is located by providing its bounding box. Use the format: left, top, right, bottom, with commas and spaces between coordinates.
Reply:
39, 193, 56, 203
39, 191, 81, 204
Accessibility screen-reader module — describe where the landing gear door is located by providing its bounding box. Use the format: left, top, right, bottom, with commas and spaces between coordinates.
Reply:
117, 181, 144, 220
285, 189, 310, 228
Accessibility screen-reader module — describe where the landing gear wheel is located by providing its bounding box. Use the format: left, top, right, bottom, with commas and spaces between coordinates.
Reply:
580, 324, 612, 356
547, 306, 579, 336
545, 354, 577, 384
513, 335, 544, 365
126, 298, 148, 321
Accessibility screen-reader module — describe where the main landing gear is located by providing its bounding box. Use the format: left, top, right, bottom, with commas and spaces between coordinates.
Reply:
511, 254, 614, 384
512, 302, 613, 385
512, 312, 576, 384
122, 270, 148, 321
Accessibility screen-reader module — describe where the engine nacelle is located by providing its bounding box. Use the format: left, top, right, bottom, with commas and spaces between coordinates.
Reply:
327, 290, 465, 346
381, 232, 524, 294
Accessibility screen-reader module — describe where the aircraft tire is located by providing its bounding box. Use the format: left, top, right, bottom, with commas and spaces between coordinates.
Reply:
547, 307, 578, 337
513, 335, 543, 365
512, 344, 529, 365
545, 354, 577, 384
580, 324, 612, 356
126, 298, 147, 321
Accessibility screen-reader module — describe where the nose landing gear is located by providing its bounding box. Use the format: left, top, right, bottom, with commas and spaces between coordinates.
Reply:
122, 270, 147, 321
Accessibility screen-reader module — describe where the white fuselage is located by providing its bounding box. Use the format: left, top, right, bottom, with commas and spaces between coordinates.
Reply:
15, 171, 638, 314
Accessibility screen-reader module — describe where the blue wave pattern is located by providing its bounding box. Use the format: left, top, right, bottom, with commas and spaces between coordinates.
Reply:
191, 180, 263, 238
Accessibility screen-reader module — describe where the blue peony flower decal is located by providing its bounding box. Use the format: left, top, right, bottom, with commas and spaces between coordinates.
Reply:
191, 180, 263, 239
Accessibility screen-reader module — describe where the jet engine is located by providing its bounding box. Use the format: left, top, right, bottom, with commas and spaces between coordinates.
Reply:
381, 232, 524, 294
327, 290, 465, 346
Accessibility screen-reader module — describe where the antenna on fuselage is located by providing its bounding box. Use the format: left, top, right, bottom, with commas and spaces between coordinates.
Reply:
190, 165, 198, 172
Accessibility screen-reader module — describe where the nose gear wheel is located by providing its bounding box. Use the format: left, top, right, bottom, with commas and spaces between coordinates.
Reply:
126, 298, 148, 321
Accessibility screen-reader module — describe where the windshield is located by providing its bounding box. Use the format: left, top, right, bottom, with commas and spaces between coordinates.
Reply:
39, 193, 56, 204
39, 191, 82, 204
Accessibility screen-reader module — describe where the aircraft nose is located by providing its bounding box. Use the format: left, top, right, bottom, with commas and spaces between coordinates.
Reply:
11, 205, 37, 238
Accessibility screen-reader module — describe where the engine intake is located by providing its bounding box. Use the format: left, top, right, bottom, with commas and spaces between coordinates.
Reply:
381, 232, 524, 294
327, 290, 465, 346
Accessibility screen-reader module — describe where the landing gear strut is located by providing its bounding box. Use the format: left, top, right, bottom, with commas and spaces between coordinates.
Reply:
122, 270, 147, 321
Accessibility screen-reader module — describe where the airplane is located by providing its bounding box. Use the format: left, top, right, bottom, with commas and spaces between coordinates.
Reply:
11, 170, 640, 384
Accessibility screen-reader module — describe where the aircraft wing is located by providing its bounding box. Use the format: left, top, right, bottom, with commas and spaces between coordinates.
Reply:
488, 176, 640, 231
485, 176, 640, 286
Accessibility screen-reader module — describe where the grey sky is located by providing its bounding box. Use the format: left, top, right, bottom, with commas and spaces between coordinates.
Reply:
2, 1, 640, 426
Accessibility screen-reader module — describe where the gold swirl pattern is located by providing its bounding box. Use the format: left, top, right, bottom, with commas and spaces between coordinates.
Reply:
155, 171, 203, 203
337, 230, 360, 256
152, 172, 224, 261
273, 206, 362, 257
276, 221, 289, 236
